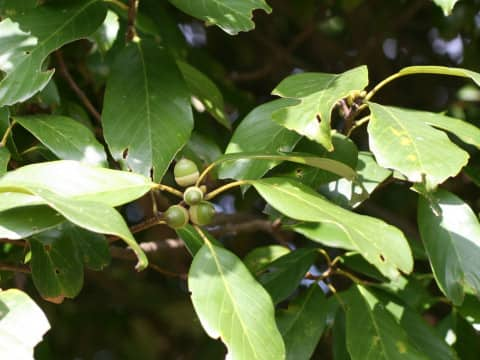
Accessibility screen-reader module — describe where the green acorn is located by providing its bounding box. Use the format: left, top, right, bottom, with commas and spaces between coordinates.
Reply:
183, 186, 204, 206
164, 205, 189, 229
174, 158, 199, 187
189, 201, 216, 226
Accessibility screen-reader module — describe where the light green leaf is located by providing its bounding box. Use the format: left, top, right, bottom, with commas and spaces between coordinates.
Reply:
102, 39, 193, 181
388, 66, 480, 87
29, 232, 84, 299
345, 285, 427, 360
168, 0, 272, 35
214, 152, 356, 182
368, 103, 469, 188
418, 189, 480, 305
189, 244, 285, 360
251, 177, 413, 279
258, 248, 317, 304
0, 192, 43, 212
15, 115, 107, 166
219, 99, 301, 181
243, 245, 290, 274
416, 112, 480, 150
0, 288, 50, 359
0, 0, 107, 106
433, 0, 460, 15
0, 205, 64, 240
0, 146, 10, 175
272, 66, 368, 150
277, 285, 329, 360
177, 60, 230, 129
0, 160, 152, 207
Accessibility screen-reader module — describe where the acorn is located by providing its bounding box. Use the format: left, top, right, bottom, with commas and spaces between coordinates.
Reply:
189, 201, 216, 226
164, 205, 189, 229
183, 186, 204, 206
174, 158, 199, 187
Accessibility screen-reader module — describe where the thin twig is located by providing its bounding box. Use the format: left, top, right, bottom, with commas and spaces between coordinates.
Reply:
126, 0, 139, 42
54, 51, 102, 125
0, 263, 31, 273
0, 119, 16, 147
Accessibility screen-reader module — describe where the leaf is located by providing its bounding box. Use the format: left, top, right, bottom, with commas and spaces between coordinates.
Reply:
276, 285, 329, 360
15, 115, 107, 166
29, 232, 84, 300
243, 245, 290, 274
0, 0, 107, 106
0, 160, 152, 207
177, 60, 230, 129
251, 177, 413, 279
0, 192, 43, 212
0, 146, 10, 175
368, 103, 469, 188
0, 205, 64, 240
65, 224, 111, 271
219, 99, 301, 181
345, 285, 427, 360
258, 248, 317, 304
394, 66, 480, 85
0, 288, 50, 359
418, 189, 480, 305
168, 0, 272, 35
102, 39, 193, 181
31, 187, 147, 270
215, 152, 356, 182
272, 66, 369, 150
189, 243, 285, 360
176, 224, 221, 256
433, 0, 459, 15
280, 134, 358, 188
416, 111, 480, 150
319, 151, 391, 208
384, 301, 458, 360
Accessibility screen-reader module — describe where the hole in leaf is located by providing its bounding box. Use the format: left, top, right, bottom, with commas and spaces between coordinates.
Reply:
295, 168, 304, 178
54, 268, 61, 275
379, 254, 385, 262
122, 148, 129, 159
44, 245, 51, 252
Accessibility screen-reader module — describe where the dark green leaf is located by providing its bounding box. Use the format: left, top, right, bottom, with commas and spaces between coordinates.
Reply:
418, 189, 480, 305
0, 0, 107, 106
189, 243, 285, 359
65, 224, 111, 271
243, 245, 290, 274
385, 302, 457, 360
272, 66, 368, 150
177, 60, 229, 129
368, 103, 469, 188
0, 288, 50, 358
102, 39, 193, 181
259, 248, 317, 304
281, 134, 358, 187
168, 0, 272, 35
219, 99, 301, 181
252, 177, 413, 279
15, 115, 107, 166
29, 233, 84, 299
345, 285, 427, 360
277, 285, 329, 360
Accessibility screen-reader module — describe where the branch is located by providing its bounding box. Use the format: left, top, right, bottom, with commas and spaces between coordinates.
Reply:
54, 51, 102, 125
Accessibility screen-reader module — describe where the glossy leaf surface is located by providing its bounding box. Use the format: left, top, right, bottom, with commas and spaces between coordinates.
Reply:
189, 244, 285, 360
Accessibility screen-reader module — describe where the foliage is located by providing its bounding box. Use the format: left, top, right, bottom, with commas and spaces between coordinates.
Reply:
0, 0, 479, 358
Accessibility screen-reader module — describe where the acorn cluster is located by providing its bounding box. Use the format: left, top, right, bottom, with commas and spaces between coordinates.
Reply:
164, 159, 216, 229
